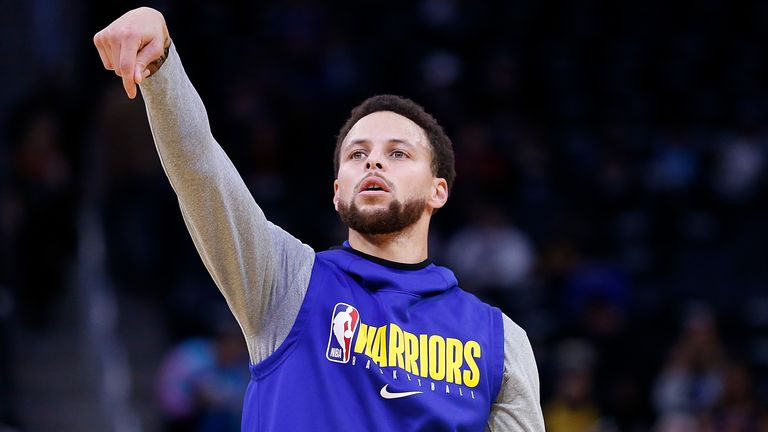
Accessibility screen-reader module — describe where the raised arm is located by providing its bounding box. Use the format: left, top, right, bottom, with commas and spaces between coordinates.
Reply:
93, 8, 315, 364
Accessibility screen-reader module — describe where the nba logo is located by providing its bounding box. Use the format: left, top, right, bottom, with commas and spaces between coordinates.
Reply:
326, 303, 360, 363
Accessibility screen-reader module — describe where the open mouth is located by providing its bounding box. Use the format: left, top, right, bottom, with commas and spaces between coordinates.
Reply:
358, 176, 391, 193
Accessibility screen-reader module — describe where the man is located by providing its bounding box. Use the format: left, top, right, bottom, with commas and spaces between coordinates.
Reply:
94, 7, 544, 431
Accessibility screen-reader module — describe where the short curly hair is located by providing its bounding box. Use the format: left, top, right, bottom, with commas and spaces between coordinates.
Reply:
333, 95, 456, 194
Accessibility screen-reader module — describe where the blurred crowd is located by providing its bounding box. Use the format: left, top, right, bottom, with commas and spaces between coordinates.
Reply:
2, 0, 768, 430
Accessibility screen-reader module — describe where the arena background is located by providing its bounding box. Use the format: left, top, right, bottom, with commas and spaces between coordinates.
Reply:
1, 0, 767, 430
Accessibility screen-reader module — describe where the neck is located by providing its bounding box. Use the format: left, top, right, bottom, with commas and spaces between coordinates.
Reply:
347, 215, 431, 263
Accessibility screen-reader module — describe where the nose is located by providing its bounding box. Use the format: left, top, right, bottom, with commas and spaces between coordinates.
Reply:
365, 152, 384, 171
366, 161, 383, 170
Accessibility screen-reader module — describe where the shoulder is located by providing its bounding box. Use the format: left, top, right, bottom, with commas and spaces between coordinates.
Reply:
500, 313, 529, 349
491, 312, 544, 429
499, 312, 539, 392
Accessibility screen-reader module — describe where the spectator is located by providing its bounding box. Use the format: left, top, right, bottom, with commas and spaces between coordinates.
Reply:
701, 362, 768, 432
653, 305, 726, 427
545, 339, 601, 432
445, 205, 536, 310
156, 326, 249, 432
7, 100, 76, 330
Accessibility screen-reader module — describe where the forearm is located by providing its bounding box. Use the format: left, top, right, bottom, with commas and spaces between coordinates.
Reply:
138, 44, 314, 363
140, 43, 226, 182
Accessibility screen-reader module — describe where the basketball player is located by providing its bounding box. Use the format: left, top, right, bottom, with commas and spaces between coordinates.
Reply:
94, 7, 545, 431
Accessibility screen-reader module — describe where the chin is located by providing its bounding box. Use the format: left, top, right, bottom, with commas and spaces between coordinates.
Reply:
354, 197, 392, 208
356, 201, 390, 211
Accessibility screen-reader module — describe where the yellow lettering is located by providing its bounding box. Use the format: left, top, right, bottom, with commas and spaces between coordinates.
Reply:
463, 341, 481, 388
353, 322, 481, 388
371, 325, 388, 367
353, 323, 376, 356
428, 335, 446, 381
445, 338, 463, 384
403, 331, 419, 375
419, 334, 429, 377
388, 323, 405, 369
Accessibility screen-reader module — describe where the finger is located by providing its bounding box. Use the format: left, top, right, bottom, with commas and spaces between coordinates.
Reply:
93, 33, 114, 70
106, 36, 123, 77
134, 38, 164, 84
119, 36, 141, 98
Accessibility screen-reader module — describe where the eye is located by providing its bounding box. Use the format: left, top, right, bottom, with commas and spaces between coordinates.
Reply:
391, 150, 408, 159
349, 150, 366, 160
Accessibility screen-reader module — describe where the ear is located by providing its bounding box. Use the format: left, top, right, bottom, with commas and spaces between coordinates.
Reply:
428, 178, 448, 211
333, 179, 340, 212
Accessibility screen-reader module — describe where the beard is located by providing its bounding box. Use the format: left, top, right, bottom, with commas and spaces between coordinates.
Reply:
337, 196, 426, 235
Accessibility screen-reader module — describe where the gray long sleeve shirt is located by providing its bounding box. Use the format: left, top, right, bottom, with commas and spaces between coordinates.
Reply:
139, 43, 545, 431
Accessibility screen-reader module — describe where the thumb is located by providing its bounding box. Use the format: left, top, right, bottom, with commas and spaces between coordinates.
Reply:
134, 38, 166, 84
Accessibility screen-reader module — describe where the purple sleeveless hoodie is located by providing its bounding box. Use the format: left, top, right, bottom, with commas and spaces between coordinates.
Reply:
242, 244, 505, 431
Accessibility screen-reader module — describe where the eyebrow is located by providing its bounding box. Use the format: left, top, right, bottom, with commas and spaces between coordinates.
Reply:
344, 138, 417, 149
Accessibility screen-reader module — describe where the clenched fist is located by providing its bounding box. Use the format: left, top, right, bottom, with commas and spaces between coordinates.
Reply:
93, 7, 171, 99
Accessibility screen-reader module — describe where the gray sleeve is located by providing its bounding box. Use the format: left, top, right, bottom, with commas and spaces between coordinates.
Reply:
139, 43, 314, 364
486, 314, 545, 431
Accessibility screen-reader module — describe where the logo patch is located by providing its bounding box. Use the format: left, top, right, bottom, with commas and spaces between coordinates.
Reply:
326, 303, 360, 363
379, 384, 423, 399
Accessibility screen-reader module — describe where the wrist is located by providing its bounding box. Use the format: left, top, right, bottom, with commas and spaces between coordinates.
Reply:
147, 37, 171, 76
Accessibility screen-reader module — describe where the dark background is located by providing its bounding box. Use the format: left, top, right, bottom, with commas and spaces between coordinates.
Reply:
1, 0, 767, 431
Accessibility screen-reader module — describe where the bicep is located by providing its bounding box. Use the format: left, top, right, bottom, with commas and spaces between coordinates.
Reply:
487, 315, 544, 431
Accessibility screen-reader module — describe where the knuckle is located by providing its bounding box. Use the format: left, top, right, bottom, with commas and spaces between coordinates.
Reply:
117, 25, 135, 40
101, 28, 115, 42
